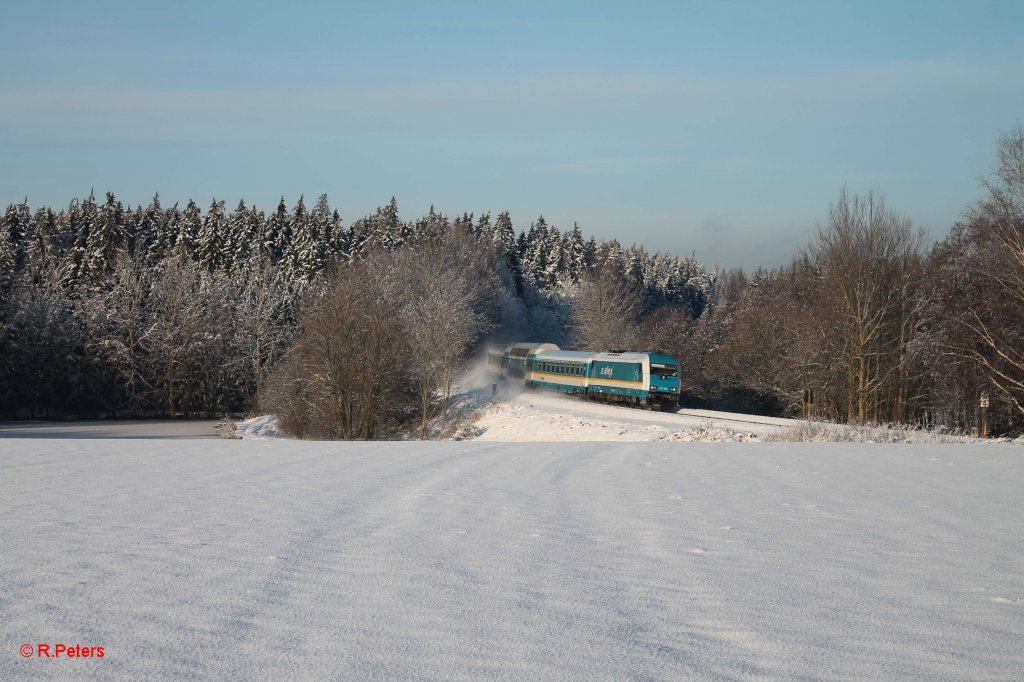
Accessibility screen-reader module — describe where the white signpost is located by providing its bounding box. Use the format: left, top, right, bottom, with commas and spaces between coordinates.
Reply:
980, 392, 990, 438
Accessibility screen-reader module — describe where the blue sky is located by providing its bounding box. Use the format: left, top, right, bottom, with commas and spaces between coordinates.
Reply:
1, 0, 1022, 269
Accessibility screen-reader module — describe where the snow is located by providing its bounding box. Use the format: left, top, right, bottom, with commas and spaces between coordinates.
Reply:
469, 389, 795, 441
3, 438, 1023, 680
450, 378, 985, 444
234, 414, 283, 439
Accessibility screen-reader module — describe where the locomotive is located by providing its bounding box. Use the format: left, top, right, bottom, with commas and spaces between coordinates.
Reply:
487, 342, 681, 410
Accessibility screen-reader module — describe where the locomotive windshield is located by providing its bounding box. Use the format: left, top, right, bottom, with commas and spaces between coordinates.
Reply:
651, 363, 678, 377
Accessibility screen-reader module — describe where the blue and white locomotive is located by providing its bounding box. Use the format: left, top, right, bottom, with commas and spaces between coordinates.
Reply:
487, 342, 681, 410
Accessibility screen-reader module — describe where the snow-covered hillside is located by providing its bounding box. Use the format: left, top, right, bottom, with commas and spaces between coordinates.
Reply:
3, 439, 1022, 680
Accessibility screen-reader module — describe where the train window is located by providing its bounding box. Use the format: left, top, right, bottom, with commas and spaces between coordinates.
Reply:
651, 363, 678, 377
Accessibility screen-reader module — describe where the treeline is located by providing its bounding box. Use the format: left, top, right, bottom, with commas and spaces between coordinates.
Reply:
0, 190, 714, 423
634, 130, 1024, 435
2, 131, 1021, 437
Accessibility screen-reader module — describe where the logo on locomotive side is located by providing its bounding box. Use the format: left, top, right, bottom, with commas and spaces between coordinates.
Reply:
600, 367, 613, 377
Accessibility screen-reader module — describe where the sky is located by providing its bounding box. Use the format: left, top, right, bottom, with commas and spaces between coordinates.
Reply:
1, 0, 1022, 270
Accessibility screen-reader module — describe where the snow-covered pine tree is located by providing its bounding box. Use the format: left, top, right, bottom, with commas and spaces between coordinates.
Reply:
544, 226, 564, 288
328, 208, 348, 257
520, 215, 550, 288
413, 206, 448, 244
27, 207, 57, 282
139, 194, 164, 266
302, 194, 333, 280
376, 196, 403, 250
225, 199, 250, 275
453, 212, 474, 239
264, 198, 291, 262
281, 195, 310, 281
287, 195, 324, 284
60, 197, 87, 291
179, 199, 203, 259
0, 219, 15, 295
197, 199, 226, 272
2, 202, 28, 271
475, 212, 491, 242
564, 222, 585, 284
583, 236, 598, 273
162, 202, 182, 256
645, 253, 672, 311
125, 205, 143, 256
492, 210, 516, 258
84, 192, 126, 288
53, 204, 76, 256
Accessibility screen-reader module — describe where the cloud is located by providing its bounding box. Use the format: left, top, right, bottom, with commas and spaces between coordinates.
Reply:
0, 49, 1020, 160
2, 52, 1019, 128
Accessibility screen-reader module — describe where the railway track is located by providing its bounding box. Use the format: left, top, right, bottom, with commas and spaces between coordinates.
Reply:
571, 397, 796, 431
669, 409, 796, 430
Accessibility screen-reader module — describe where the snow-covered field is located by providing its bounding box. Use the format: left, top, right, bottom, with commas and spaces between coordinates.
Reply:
3, 438, 1022, 680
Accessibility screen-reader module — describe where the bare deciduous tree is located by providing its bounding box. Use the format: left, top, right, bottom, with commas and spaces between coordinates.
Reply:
83, 250, 150, 412
144, 253, 208, 415
812, 189, 926, 424
396, 237, 495, 436
958, 127, 1024, 413
572, 263, 642, 351
231, 256, 293, 403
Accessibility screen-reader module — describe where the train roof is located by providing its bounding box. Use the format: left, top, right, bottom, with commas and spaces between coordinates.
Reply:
505, 342, 559, 358
532, 349, 597, 362
591, 351, 651, 363
494, 344, 679, 366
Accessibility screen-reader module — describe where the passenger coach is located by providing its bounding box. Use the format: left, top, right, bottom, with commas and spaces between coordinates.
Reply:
488, 342, 681, 410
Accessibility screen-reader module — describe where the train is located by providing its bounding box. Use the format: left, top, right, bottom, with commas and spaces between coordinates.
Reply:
487, 342, 681, 410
